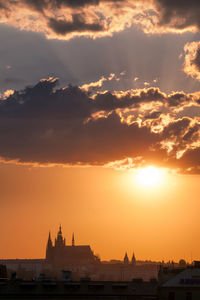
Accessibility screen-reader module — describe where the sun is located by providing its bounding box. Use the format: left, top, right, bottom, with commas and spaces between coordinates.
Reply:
136, 166, 163, 187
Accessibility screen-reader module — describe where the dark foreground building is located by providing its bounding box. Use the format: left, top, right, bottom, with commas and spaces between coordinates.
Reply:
0, 265, 7, 279
158, 262, 200, 300
0, 278, 158, 300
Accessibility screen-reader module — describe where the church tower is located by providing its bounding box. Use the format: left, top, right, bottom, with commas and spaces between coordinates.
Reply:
46, 231, 53, 260
55, 225, 66, 247
45, 226, 98, 266
72, 233, 75, 246
124, 252, 129, 265
131, 252, 136, 266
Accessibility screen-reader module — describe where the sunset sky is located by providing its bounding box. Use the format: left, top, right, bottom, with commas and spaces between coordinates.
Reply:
1, 0, 200, 263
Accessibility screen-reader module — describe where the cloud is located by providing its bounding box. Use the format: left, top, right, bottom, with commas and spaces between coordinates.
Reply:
2, 89, 14, 98
184, 41, 200, 80
47, 14, 104, 35
104, 157, 144, 170
178, 148, 200, 169
154, 0, 200, 33
0, 77, 200, 172
80, 72, 121, 93
0, 0, 149, 40
0, 78, 159, 165
167, 92, 190, 107
1, 0, 200, 40
144, 111, 162, 120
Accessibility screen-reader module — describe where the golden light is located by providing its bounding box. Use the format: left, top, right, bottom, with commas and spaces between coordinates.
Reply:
136, 166, 164, 187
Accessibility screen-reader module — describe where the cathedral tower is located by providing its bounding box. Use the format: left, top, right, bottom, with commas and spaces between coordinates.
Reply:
55, 225, 66, 247
45, 225, 98, 266
131, 252, 136, 266
72, 233, 75, 246
46, 231, 53, 261
124, 252, 129, 265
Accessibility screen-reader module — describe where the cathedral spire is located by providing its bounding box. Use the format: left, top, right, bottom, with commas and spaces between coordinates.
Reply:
72, 233, 75, 246
124, 252, 129, 265
55, 224, 65, 247
47, 231, 52, 249
131, 252, 136, 265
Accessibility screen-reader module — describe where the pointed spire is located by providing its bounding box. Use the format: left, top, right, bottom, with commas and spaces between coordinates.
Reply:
72, 233, 75, 246
55, 224, 65, 247
47, 231, 53, 249
46, 230, 53, 260
131, 252, 136, 265
124, 252, 129, 265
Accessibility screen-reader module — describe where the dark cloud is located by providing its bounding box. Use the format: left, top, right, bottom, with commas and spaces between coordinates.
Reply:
0, 80, 164, 122
144, 111, 162, 119
1, 79, 91, 120
193, 48, 200, 71
0, 0, 129, 39
0, 2, 8, 10
94, 88, 166, 111
161, 117, 191, 144
0, 109, 159, 165
155, 0, 200, 31
0, 78, 160, 164
48, 15, 104, 35
1, 79, 186, 122
0, 77, 200, 172
167, 92, 190, 107
177, 148, 200, 169
183, 41, 200, 80
159, 118, 200, 171
23, 0, 127, 10
22, 0, 117, 11
0, 0, 200, 41
22, 0, 47, 12
2, 0, 200, 40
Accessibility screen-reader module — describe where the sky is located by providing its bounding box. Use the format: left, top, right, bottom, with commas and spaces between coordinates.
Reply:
1, 0, 200, 262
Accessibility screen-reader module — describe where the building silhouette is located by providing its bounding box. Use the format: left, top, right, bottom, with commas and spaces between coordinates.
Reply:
123, 252, 129, 265
0, 225, 162, 282
46, 225, 99, 266
132, 253, 136, 266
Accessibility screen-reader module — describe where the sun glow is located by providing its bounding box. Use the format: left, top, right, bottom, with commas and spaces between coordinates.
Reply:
136, 166, 164, 187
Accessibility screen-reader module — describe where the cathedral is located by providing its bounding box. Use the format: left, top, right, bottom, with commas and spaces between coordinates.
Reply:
46, 225, 100, 266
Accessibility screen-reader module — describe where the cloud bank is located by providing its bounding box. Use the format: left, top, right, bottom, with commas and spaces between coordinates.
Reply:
1, 0, 200, 40
184, 41, 200, 80
0, 77, 200, 173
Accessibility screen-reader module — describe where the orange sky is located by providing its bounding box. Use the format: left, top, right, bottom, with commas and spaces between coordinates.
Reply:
0, 163, 199, 263
1, 0, 200, 267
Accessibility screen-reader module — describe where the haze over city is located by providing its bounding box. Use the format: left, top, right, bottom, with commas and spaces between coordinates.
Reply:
0, 0, 200, 264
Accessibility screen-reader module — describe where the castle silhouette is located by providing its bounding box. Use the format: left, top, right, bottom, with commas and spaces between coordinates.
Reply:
0, 225, 145, 282
46, 225, 100, 266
